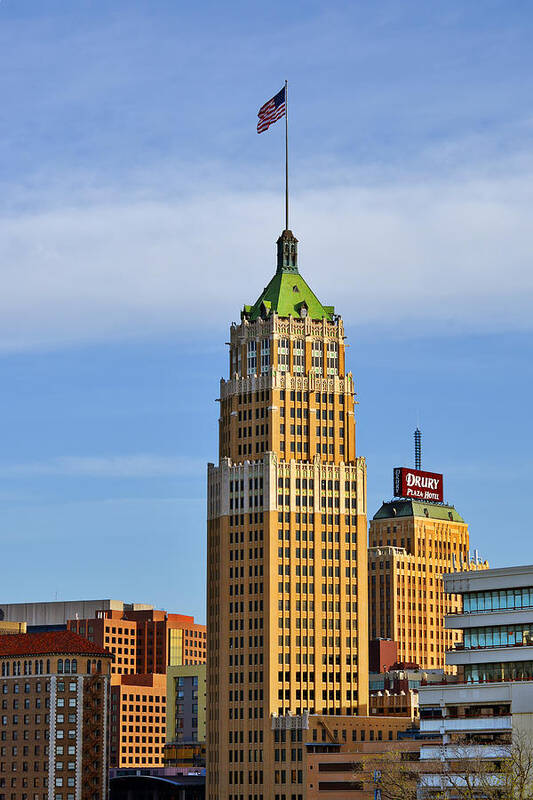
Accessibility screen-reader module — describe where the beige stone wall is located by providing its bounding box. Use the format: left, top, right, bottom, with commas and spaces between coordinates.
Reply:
0, 621, 26, 634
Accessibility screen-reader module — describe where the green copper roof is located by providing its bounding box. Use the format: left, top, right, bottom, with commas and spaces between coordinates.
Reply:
373, 499, 465, 523
244, 270, 334, 322
242, 230, 335, 322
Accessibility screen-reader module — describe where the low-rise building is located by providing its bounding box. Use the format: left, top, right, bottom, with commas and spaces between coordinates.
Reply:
370, 688, 419, 719
163, 741, 206, 770
269, 712, 439, 799
369, 665, 445, 721
0, 630, 112, 800
109, 673, 167, 769
418, 564, 533, 796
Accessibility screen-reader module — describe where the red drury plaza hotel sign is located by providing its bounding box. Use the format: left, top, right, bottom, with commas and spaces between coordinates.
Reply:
394, 467, 444, 503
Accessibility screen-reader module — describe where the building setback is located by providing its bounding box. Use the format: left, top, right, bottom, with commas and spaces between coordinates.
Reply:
207, 229, 369, 800
368, 499, 488, 670
0, 630, 112, 800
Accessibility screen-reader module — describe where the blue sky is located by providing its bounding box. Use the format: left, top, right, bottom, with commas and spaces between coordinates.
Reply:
1, 1, 533, 621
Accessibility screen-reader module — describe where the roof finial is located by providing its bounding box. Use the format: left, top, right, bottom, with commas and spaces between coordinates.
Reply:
276, 229, 299, 274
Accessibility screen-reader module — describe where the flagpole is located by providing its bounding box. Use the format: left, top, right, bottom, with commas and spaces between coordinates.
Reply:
285, 79, 289, 231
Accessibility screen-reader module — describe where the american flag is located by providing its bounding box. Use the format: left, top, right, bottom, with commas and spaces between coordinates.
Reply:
257, 86, 286, 133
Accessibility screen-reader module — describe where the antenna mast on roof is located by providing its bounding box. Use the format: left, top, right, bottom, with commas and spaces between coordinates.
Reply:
414, 428, 422, 471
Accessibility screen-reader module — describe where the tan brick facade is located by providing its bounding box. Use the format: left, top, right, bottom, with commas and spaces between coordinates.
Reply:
207, 231, 369, 800
305, 733, 438, 800
109, 674, 166, 769
368, 501, 488, 671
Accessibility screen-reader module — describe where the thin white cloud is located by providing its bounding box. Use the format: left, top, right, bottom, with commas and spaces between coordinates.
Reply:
0, 455, 205, 479
1, 157, 533, 351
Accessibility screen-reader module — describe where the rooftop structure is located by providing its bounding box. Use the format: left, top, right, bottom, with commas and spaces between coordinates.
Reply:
0, 599, 153, 627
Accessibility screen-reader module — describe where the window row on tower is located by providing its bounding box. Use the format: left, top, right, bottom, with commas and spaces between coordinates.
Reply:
232, 339, 339, 377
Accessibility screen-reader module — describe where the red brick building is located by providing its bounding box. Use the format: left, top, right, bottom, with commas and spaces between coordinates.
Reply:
69, 609, 206, 677
369, 638, 398, 673
68, 607, 206, 767
0, 630, 112, 800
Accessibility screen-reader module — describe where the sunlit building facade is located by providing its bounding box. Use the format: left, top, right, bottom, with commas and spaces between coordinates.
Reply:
368, 499, 488, 670
207, 229, 369, 800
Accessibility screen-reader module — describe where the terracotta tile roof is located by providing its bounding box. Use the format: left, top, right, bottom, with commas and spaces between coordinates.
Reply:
0, 630, 110, 658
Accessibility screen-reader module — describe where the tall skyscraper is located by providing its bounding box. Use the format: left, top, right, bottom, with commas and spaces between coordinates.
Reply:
207, 230, 369, 800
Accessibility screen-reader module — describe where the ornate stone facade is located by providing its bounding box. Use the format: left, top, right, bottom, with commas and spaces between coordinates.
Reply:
207, 231, 369, 800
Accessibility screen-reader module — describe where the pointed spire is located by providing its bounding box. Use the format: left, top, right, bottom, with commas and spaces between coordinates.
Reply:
242, 229, 334, 321
414, 428, 422, 471
276, 229, 299, 274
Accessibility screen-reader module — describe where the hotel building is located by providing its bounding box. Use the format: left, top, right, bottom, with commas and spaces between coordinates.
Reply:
368, 499, 488, 670
0, 630, 112, 800
206, 229, 369, 800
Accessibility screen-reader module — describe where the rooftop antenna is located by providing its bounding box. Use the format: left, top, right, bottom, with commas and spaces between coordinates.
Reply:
414, 428, 422, 471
